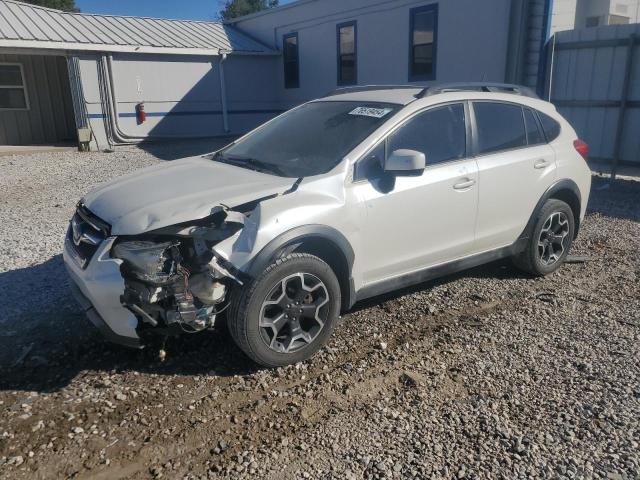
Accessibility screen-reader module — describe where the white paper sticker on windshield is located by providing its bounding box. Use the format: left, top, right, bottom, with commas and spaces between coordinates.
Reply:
349, 106, 393, 118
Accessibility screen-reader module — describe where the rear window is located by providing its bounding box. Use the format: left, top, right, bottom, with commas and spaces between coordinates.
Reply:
474, 102, 526, 155
538, 111, 561, 142
524, 108, 545, 145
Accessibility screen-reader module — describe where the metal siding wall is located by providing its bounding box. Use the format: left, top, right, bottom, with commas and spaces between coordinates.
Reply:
0, 53, 76, 144
110, 53, 226, 138
108, 53, 280, 139
224, 54, 280, 133
74, 52, 281, 149
550, 24, 640, 164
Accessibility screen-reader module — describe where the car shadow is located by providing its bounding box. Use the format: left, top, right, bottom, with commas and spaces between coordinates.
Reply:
0, 255, 263, 394
0, 255, 527, 394
0, 254, 82, 364
0, 322, 265, 393
349, 259, 527, 313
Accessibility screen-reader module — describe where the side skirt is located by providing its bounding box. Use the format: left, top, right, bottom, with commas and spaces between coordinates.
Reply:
354, 238, 528, 303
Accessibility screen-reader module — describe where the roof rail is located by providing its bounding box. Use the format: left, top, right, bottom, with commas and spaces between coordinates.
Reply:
327, 85, 426, 96
419, 82, 539, 99
326, 83, 539, 100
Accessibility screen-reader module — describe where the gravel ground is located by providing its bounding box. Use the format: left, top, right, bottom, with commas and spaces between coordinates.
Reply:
0, 145, 638, 480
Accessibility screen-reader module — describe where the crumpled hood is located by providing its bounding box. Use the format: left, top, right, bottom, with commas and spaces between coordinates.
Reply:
83, 156, 294, 235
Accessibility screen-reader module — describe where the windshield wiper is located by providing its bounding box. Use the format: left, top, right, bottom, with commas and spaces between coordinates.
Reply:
215, 153, 287, 176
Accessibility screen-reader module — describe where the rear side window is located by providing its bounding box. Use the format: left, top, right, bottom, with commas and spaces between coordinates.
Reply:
473, 102, 526, 155
524, 108, 545, 145
538, 111, 561, 142
387, 103, 466, 165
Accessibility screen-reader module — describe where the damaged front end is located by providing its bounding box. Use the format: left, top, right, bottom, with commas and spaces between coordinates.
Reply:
111, 206, 246, 340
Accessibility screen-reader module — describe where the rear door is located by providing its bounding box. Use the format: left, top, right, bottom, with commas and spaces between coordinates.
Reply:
471, 102, 557, 251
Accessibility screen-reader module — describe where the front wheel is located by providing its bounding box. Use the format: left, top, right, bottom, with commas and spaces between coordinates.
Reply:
512, 198, 575, 276
227, 253, 341, 367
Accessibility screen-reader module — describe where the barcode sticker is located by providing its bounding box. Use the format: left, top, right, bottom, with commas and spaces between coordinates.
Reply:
348, 106, 393, 118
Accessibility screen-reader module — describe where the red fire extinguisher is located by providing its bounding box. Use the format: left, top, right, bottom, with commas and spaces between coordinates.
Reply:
136, 102, 146, 124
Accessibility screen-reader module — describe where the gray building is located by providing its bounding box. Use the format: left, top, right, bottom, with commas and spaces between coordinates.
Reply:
0, 0, 279, 149
229, 0, 552, 108
0, 0, 554, 150
551, 0, 640, 33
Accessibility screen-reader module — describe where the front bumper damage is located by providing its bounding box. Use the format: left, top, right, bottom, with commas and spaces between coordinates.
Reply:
67, 276, 142, 348
64, 235, 142, 347
64, 203, 250, 348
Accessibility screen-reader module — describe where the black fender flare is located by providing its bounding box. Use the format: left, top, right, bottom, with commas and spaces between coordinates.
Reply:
246, 224, 357, 309
519, 178, 582, 244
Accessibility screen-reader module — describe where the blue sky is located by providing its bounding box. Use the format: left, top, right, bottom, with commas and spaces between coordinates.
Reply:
75, 0, 292, 21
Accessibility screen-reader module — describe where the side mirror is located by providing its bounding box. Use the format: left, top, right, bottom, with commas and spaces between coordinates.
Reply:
384, 149, 426, 175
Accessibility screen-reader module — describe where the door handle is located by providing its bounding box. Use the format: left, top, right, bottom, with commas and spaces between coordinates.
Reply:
453, 178, 476, 190
534, 159, 550, 169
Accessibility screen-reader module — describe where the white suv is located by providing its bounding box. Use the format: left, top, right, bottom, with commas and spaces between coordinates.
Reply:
64, 83, 592, 367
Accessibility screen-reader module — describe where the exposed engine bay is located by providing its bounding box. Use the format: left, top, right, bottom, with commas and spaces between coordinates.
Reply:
110, 205, 248, 338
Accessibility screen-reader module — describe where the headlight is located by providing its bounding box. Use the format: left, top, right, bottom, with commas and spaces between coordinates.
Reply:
112, 240, 179, 284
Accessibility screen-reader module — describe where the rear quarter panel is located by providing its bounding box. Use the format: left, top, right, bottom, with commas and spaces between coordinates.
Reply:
550, 118, 592, 222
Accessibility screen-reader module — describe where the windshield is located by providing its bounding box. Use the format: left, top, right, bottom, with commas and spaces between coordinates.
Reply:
214, 101, 401, 177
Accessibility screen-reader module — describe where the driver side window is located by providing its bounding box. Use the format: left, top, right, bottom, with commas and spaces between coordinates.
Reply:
355, 103, 467, 181
388, 103, 466, 166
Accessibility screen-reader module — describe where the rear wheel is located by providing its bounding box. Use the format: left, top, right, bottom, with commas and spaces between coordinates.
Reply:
227, 253, 341, 367
512, 198, 575, 276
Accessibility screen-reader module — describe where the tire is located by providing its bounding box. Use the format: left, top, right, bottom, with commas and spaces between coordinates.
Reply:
227, 253, 341, 367
512, 198, 575, 276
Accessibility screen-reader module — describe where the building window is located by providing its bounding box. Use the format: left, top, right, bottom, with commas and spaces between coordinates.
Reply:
585, 16, 600, 27
283, 32, 299, 89
409, 4, 438, 81
608, 14, 630, 25
337, 21, 357, 85
0, 63, 28, 110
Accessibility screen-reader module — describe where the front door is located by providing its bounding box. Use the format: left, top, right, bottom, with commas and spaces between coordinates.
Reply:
352, 103, 479, 286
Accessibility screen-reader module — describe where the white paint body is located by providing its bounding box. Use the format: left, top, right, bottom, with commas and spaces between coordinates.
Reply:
214, 89, 591, 292
64, 88, 592, 342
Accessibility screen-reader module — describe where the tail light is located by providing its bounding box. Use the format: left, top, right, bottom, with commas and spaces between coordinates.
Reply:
573, 139, 589, 160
